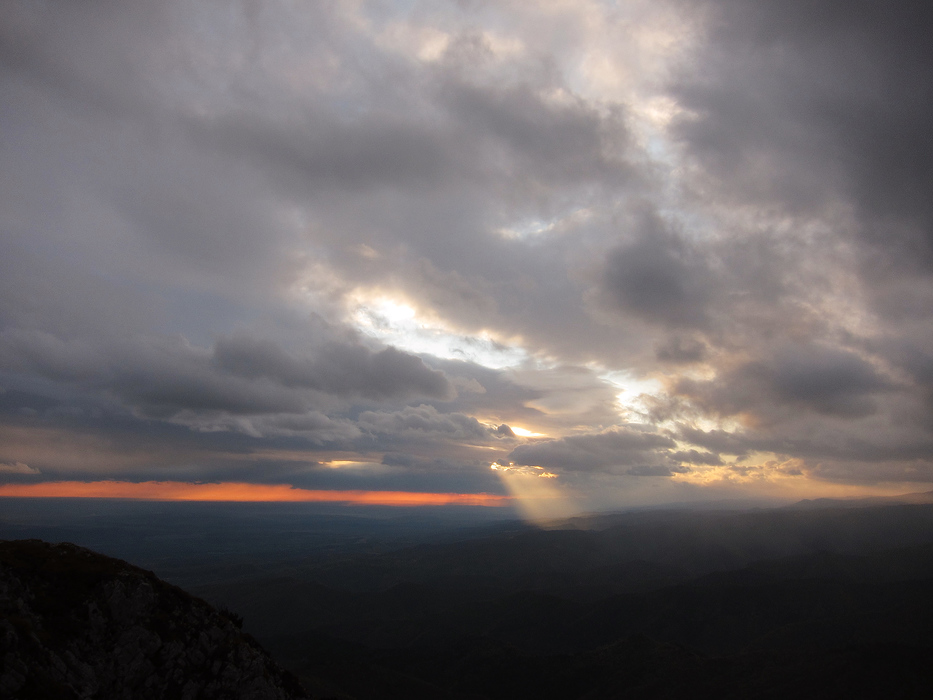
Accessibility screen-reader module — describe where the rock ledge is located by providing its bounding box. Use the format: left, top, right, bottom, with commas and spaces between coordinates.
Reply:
0, 539, 309, 700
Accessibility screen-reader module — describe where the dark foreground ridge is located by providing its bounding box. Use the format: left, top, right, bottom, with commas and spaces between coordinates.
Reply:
0, 539, 309, 700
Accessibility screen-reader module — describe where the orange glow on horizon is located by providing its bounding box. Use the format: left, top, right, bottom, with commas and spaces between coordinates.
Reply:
0, 481, 511, 507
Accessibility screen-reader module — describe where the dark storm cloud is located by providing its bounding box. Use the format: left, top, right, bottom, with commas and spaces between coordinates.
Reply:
676, 406, 933, 466
0, 0, 170, 117
674, 0, 933, 266
878, 340, 933, 413
0, 329, 102, 385
358, 404, 493, 442
421, 357, 545, 423
198, 116, 453, 193
380, 452, 486, 474
230, 412, 360, 443
669, 450, 723, 467
627, 464, 688, 477
213, 334, 452, 400
508, 428, 676, 474
194, 69, 633, 197
112, 349, 307, 418
437, 77, 632, 188
677, 344, 894, 420
590, 0, 933, 488
676, 427, 749, 458
595, 202, 824, 352
0, 329, 451, 420
601, 210, 716, 329
655, 335, 707, 364
675, 423, 933, 483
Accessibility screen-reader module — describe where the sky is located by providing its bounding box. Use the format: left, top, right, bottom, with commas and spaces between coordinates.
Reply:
2, 0, 933, 516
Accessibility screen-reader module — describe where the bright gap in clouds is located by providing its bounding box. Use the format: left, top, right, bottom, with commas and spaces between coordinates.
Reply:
509, 426, 547, 438
351, 294, 530, 369
597, 368, 664, 419
495, 208, 593, 241
496, 218, 555, 241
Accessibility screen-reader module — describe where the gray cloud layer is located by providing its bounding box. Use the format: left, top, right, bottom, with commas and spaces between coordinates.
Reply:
2, 0, 933, 501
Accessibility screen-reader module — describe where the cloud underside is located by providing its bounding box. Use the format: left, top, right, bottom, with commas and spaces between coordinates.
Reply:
2, 0, 933, 501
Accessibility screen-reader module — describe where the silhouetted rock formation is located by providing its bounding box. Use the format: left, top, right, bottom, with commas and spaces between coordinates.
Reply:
0, 539, 309, 699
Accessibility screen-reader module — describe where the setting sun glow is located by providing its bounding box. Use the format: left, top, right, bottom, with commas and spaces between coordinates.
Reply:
0, 481, 511, 507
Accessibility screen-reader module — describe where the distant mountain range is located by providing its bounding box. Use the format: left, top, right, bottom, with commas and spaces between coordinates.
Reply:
786, 490, 933, 509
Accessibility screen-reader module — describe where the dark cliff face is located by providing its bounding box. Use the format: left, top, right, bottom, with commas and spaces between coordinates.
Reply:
0, 539, 310, 700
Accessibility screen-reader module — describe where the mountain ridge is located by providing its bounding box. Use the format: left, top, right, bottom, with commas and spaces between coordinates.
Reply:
0, 539, 310, 700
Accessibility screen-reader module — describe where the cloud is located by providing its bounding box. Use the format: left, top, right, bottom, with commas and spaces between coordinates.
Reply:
601, 209, 717, 329
670, 450, 723, 466
677, 344, 894, 420
2, 0, 933, 500
0, 461, 39, 475
0, 327, 454, 451
213, 334, 452, 400
197, 112, 456, 194
655, 336, 708, 364
167, 411, 361, 445
110, 337, 307, 418
673, 0, 933, 267
508, 427, 676, 474
358, 404, 493, 442
627, 464, 688, 477
436, 76, 633, 190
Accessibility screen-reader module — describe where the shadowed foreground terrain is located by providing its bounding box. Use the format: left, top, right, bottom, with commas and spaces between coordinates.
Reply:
196, 502, 933, 699
0, 539, 309, 700
4, 501, 933, 698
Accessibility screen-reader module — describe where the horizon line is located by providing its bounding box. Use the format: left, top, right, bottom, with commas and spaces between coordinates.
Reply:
0, 480, 512, 507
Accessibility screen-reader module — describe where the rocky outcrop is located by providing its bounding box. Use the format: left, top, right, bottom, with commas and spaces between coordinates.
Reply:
0, 539, 310, 699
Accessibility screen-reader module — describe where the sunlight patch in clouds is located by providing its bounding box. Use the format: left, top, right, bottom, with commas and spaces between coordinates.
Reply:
321, 460, 382, 470
495, 208, 592, 242
496, 218, 555, 241
597, 368, 663, 418
351, 294, 530, 369
491, 461, 558, 478
508, 426, 548, 438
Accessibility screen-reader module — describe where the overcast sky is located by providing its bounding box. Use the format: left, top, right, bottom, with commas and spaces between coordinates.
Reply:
2, 0, 933, 513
